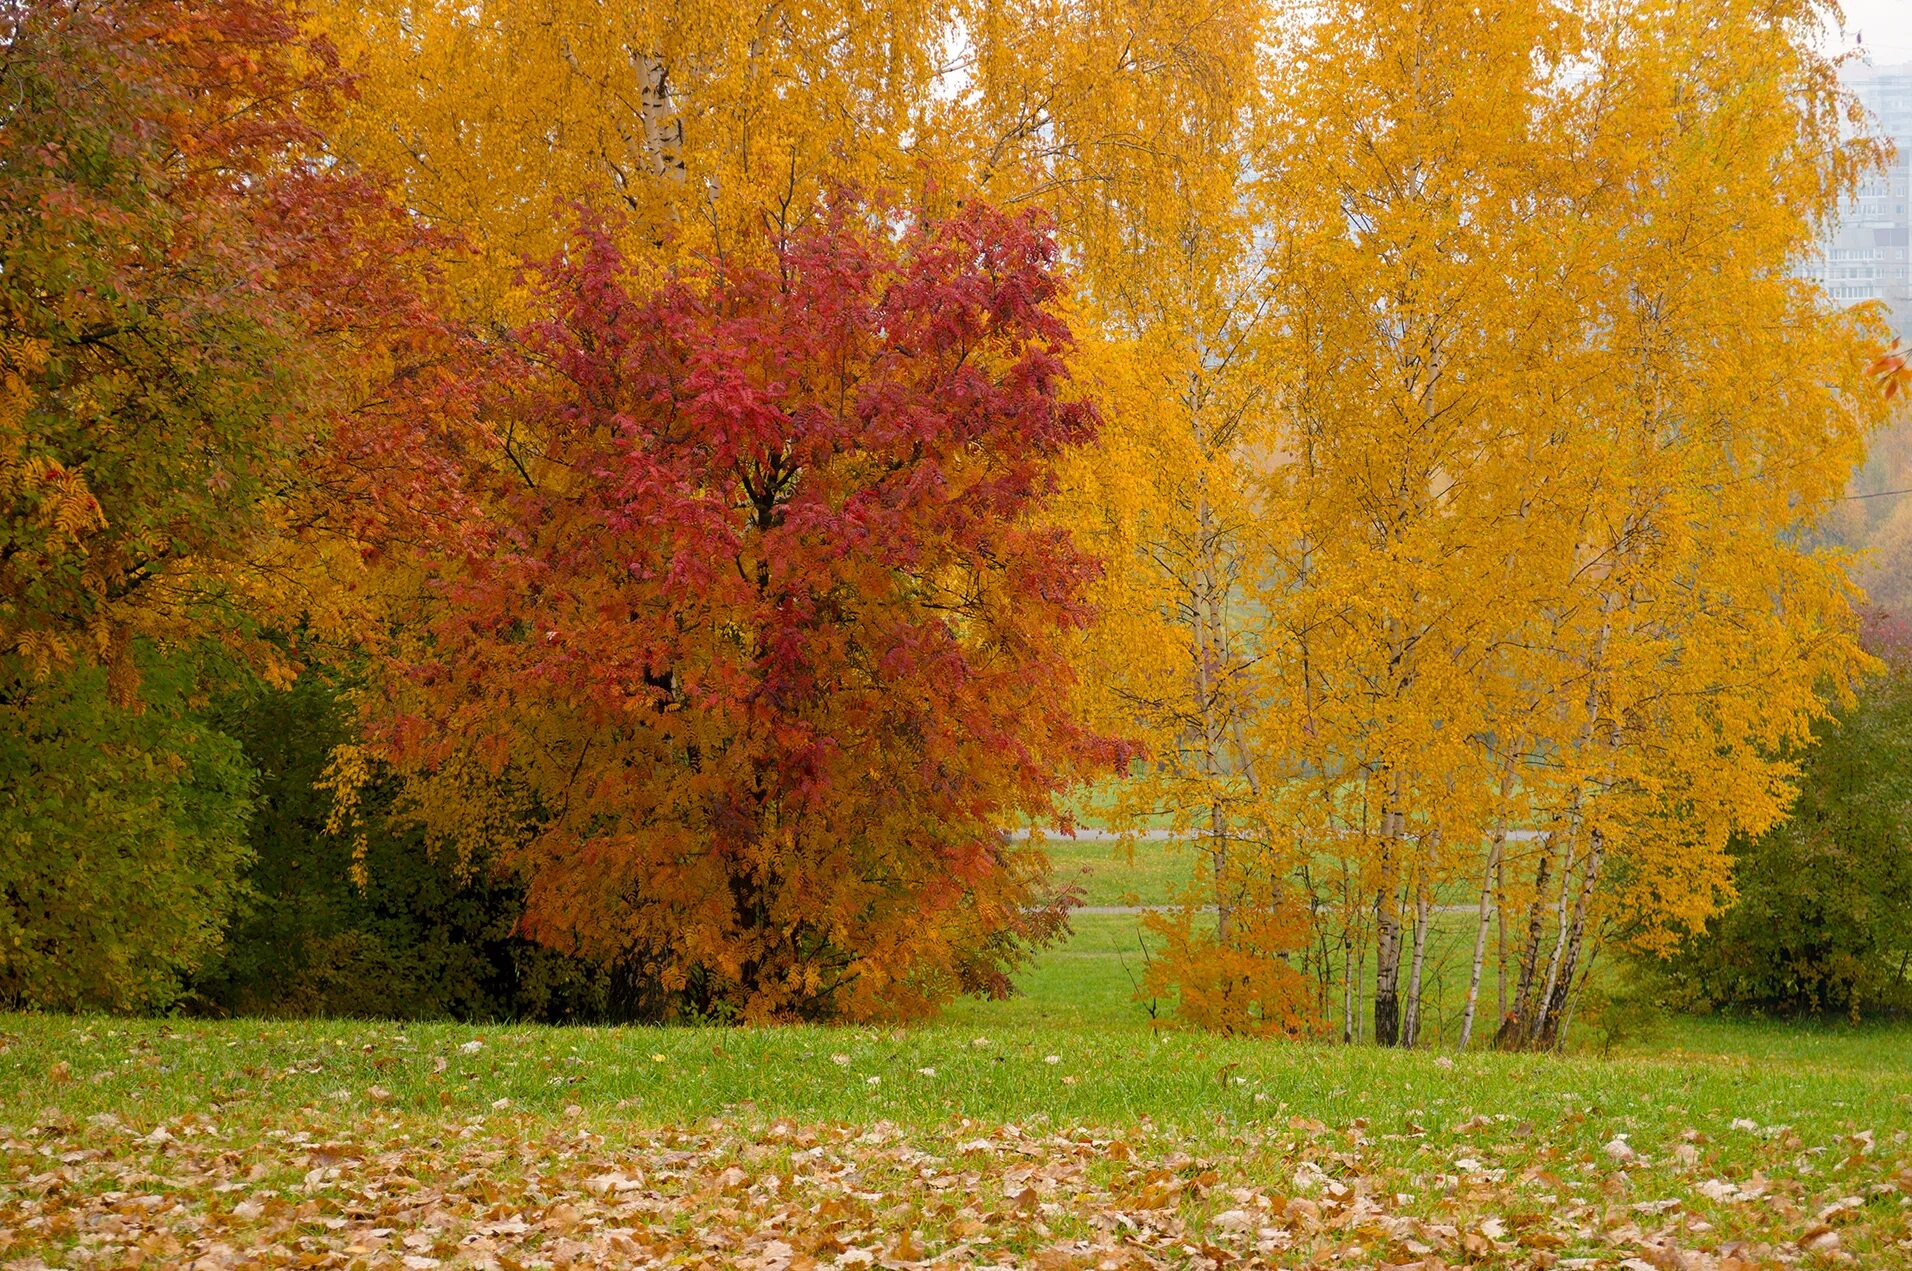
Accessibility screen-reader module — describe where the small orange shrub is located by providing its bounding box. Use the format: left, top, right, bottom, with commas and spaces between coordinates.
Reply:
1141, 886, 1319, 1038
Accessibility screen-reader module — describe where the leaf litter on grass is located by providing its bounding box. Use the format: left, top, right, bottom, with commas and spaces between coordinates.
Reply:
3, 1103, 1909, 1270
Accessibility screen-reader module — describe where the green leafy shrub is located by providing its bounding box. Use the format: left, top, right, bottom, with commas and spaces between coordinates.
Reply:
0, 652, 253, 1011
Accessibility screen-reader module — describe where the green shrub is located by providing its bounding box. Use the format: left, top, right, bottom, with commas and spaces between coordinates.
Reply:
190, 672, 609, 1022
1653, 653, 1912, 1018
0, 653, 253, 1011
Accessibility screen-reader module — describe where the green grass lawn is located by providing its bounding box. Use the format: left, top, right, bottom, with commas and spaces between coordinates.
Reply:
2, 841, 1909, 1268
5, 1010, 1906, 1145
1039, 835, 1202, 908
945, 914, 1162, 1031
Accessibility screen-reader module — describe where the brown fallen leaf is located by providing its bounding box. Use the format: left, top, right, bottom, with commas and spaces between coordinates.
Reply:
1285, 1197, 1322, 1229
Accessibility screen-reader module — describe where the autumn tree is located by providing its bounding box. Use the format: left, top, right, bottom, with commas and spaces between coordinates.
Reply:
1245, 0, 1601, 1047
347, 204, 1127, 1023
308, 0, 1326, 1029
0, 0, 453, 688
1219, 0, 1894, 1050
0, 0, 479, 1009
1491, 0, 1891, 1050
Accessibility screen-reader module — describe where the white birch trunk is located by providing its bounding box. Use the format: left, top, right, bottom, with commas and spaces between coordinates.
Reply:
1459, 822, 1507, 1049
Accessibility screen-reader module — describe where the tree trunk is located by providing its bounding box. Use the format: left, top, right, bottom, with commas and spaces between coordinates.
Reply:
1188, 403, 1235, 947
1373, 912, 1402, 1045
1510, 833, 1555, 1045
1341, 923, 1355, 1043
1495, 849, 1508, 1022
1209, 805, 1231, 944
1537, 828, 1604, 1047
1459, 820, 1508, 1048
1533, 813, 1582, 1035
1373, 795, 1406, 1046
1189, 513, 1223, 941
1402, 876, 1431, 1047
1556, 943, 1599, 1052
628, 52, 686, 183
1353, 909, 1367, 1044
1403, 821, 1445, 1047
1521, 593, 1616, 1048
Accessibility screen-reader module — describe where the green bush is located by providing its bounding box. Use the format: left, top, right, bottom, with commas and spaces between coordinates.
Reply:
1654, 655, 1912, 1018
0, 653, 253, 1011
190, 672, 609, 1022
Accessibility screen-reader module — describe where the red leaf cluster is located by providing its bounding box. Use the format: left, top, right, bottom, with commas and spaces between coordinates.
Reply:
1870, 341, 1912, 402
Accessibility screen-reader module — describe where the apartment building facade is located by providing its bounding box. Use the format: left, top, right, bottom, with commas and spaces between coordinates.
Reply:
1809, 62, 1912, 334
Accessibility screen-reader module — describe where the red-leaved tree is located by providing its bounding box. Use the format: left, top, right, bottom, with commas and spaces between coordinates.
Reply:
363, 205, 1132, 1022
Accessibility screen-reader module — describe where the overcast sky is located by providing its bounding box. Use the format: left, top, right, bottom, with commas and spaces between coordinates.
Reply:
1827, 0, 1912, 67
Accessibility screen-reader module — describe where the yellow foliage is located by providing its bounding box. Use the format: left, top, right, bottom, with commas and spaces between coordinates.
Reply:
308, 0, 1903, 1037
1239, 0, 1895, 1043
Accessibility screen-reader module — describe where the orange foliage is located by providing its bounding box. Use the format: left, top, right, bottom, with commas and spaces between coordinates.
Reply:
1142, 881, 1318, 1039
1871, 342, 1912, 402
0, 0, 473, 693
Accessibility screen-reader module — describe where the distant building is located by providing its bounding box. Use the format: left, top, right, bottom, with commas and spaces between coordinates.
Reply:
1809, 61, 1912, 334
